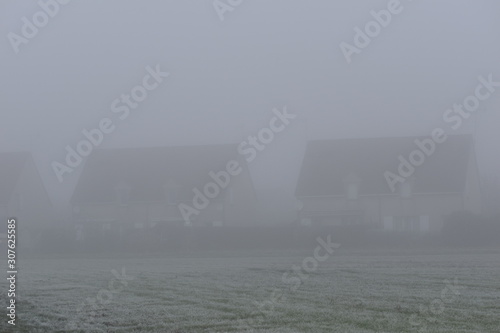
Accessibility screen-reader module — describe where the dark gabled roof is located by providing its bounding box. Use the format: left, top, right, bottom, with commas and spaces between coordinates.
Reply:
0, 152, 29, 204
72, 144, 248, 204
295, 135, 474, 197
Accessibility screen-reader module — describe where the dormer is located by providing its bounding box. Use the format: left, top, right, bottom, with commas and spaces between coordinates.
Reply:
343, 172, 361, 200
399, 176, 415, 198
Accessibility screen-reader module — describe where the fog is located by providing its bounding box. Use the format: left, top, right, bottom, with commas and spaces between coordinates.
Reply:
1, 1, 499, 331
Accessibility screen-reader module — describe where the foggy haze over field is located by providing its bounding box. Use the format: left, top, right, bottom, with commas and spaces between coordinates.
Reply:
1, 1, 500, 332
1, 0, 500, 213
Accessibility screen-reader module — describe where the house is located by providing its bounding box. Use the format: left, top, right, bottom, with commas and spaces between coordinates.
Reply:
0, 152, 55, 247
71, 144, 257, 233
294, 135, 482, 233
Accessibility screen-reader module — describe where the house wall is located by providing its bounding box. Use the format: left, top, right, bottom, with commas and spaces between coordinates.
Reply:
223, 167, 257, 226
463, 146, 482, 215
378, 194, 463, 232
74, 201, 226, 227
73, 162, 257, 228
149, 203, 186, 223
74, 203, 161, 226
298, 193, 464, 232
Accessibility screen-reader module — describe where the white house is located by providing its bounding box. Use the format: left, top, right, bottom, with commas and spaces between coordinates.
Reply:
71, 144, 258, 235
295, 135, 482, 233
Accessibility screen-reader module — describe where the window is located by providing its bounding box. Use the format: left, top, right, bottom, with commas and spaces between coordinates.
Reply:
399, 177, 415, 198
394, 216, 420, 232
300, 218, 312, 226
347, 183, 359, 200
343, 173, 361, 200
383, 216, 394, 230
420, 215, 430, 232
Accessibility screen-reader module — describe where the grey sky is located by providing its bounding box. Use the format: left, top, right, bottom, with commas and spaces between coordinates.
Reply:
1, 0, 499, 210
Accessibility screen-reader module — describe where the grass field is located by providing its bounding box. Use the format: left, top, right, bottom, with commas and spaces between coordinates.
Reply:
1, 248, 499, 332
